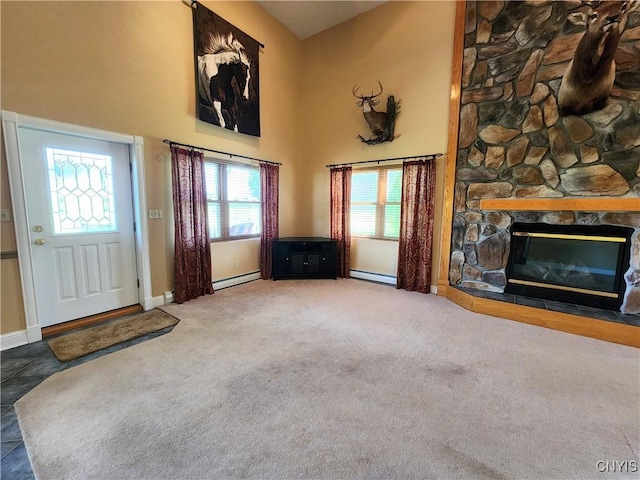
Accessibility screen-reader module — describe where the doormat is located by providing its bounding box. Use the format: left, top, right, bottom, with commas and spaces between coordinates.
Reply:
48, 309, 179, 362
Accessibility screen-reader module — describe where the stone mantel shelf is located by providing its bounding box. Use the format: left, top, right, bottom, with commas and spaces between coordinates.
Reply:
479, 198, 639, 212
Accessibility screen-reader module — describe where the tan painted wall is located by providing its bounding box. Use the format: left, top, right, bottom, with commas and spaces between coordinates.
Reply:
0, 0, 302, 333
351, 238, 399, 277
1, 1, 457, 336
297, 1, 456, 283
0, 258, 25, 334
1, 130, 26, 334
211, 239, 260, 281
1, 133, 25, 334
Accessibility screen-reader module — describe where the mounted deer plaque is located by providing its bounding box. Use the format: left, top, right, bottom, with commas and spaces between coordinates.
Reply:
352, 81, 400, 145
558, 1, 633, 116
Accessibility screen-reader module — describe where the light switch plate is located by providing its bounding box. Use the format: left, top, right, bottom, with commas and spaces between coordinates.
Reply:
148, 209, 163, 219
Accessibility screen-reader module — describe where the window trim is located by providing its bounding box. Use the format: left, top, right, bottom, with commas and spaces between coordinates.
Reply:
204, 159, 261, 242
350, 164, 402, 241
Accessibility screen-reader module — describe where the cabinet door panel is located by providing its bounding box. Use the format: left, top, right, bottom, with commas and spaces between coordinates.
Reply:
273, 244, 289, 274
320, 243, 337, 275
307, 254, 320, 273
291, 254, 304, 273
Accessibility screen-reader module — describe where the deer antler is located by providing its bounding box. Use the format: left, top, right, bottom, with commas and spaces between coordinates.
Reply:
352, 84, 364, 99
370, 81, 384, 99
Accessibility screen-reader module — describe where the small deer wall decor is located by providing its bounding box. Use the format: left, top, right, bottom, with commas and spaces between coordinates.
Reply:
558, 0, 636, 116
352, 81, 400, 145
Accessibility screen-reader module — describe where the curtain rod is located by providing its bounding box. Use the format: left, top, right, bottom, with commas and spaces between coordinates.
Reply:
325, 153, 442, 168
185, 0, 265, 49
163, 139, 281, 166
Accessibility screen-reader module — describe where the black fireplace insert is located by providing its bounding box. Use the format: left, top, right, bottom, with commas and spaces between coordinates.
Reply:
505, 222, 634, 310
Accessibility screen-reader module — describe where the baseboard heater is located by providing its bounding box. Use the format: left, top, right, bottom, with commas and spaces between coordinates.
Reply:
349, 270, 397, 286
214, 272, 261, 290
505, 223, 634, 310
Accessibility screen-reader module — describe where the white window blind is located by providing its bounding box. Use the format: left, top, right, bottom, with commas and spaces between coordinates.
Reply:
204, 161, 261, 241
351, 166, 402, 239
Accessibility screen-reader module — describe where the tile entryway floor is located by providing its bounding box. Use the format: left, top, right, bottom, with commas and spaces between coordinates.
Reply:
1, 324, 177, 480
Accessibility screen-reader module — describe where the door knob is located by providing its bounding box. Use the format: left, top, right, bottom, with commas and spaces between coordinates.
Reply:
34, 238, 45, 246
33, 225, 43, 232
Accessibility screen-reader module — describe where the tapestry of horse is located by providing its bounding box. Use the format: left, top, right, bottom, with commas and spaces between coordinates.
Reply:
194, 5, 260, 137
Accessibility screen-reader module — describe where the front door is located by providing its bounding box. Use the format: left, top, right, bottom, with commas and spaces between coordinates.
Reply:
17, 128, 138, 327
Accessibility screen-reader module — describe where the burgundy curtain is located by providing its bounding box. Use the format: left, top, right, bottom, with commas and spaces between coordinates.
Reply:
397, 158, 437, 293
330, 166, 352, 278
260, 163, 279, 279
171, 146, 214, 303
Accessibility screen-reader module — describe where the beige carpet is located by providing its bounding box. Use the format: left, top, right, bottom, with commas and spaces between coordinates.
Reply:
48, 309, 179, 361
15, 279, 640, 479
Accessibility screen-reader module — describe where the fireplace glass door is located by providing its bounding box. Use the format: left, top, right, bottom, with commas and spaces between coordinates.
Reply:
505, 223, 633, 310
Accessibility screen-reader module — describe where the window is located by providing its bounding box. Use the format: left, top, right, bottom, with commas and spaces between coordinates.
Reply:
46, 148, 117, 234
204, 161, 261, 241
351, 166, 402, 239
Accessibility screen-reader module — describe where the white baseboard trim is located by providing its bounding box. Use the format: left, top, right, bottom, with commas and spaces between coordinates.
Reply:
350, 270, 397, 286
159, 272, 261, 305
142, 296, 160, 310
26, 325, 42, 343
147, 295, 168, 309
1, 330, 28, 351
349, 270, 437, 294
214, 272, 261, 290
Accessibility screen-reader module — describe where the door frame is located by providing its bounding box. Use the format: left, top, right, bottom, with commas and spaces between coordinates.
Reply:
2, 111, 153, 343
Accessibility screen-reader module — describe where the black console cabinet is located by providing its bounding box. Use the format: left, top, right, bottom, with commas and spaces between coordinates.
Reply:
273, 237, 337, 280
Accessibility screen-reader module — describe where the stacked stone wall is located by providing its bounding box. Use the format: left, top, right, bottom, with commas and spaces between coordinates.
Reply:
451, 0, 640, 312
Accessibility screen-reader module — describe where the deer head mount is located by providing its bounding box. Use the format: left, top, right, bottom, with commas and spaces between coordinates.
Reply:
558, 0, 635, 116
352, 81, 400, 145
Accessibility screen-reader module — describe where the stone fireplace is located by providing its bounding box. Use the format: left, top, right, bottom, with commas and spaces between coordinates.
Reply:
448, 1, 640, 314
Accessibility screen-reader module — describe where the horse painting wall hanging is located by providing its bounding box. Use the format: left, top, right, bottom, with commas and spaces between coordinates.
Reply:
194, 3, 260, 136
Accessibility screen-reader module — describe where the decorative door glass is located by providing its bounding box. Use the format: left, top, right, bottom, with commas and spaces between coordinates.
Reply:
46, 148, 117, 234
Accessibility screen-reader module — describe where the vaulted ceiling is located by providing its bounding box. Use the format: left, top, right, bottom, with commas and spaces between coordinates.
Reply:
256, 1, 387, 39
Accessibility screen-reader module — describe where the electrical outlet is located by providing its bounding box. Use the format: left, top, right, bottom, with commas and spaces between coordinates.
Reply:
0, 209, 11, 222
148, 209, 163, 219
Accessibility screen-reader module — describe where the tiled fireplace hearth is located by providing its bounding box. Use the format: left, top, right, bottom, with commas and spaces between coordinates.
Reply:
455, 286, 640, 328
